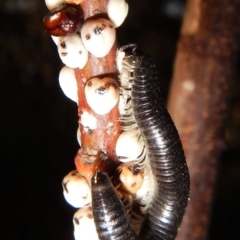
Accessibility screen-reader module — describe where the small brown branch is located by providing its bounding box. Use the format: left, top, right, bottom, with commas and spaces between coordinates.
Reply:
167, 0, 240, 239
73, 0, 121, 183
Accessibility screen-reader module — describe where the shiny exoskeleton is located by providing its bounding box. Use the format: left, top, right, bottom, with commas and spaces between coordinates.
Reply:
92, 45, 190, 239
91, 171, 138, 240
126, 45, 189, 239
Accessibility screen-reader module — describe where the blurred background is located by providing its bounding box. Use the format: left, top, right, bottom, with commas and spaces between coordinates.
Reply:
0, 0, 239, 239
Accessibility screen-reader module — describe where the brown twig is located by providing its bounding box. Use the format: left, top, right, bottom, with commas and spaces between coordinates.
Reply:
73, 0, 121, 183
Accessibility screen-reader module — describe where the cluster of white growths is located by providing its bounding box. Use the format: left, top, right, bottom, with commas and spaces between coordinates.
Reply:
44, 0, 154, 239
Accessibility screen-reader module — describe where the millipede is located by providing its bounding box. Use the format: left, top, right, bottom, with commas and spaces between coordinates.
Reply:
43, 1, 190, 239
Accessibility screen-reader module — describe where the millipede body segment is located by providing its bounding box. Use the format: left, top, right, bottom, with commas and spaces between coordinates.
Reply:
127, 46, 190, 239
91, 171, 138, 240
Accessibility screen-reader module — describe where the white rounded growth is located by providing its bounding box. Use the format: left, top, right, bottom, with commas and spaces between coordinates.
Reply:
107, 0, 129, 27
76, 127, 81, 146
85, 77, 119, 115
45, 0, 64, 10
65, 0, 83, 4
57, 34, 88, 69
51, 35, 59, 45
116, 162, 144, 194
62, 170, 91, 208
116, 129, 145, 162
81, 18, 116, 58
59, 66, 78, 103
73, 208, 99, 240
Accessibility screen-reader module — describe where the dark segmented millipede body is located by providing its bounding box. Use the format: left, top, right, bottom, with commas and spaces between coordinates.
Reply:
91, 45, 189, 239
121, 45, 189, 239
91, 171, 138, 240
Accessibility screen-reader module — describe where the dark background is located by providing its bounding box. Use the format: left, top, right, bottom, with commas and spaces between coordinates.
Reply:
1, 0, 239, 239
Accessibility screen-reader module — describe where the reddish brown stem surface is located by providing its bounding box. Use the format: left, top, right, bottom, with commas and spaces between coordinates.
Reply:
73, 0, 121, 183
168, 0, 240, 239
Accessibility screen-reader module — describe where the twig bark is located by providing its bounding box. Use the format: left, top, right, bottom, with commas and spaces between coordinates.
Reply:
167, 0, 240, 239
73, 0, 121, 183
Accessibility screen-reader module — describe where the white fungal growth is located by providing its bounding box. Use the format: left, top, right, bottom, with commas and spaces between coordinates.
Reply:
65, 0, 83, 4
73, 208, 99, 240
80, 111, 98, 131
51, 35, 59, 45
116, 162, 144, 194
116, 128, 145, 163
107, 0, 129, 27
76, 127, 81, 146
85, 77, 119, 115
81, 18, 116, 58
45, 0, 64, 10
57, 34, 88, 69
62, 170, 91, 208
59, 66, 78, 103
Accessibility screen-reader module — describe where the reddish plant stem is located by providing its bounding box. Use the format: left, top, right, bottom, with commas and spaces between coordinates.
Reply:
167, 0, 240, 239
73, 0, 121, 183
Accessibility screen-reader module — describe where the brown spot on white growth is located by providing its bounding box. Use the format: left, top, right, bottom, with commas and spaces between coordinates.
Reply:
73, 208, 98, 240
62, 170, 91, 208
62, 181, 69, 193
60, 41, 66, 49
115, 162, 144, 194
71, 170, 78, 176
57, 34, 88, 69
74, 217, 80, 225
95, 86, 107, 95
131, 182, 136, 187
81, 18, 116, 57
87, 214, 93, 219
85, 77, 119, 115
61, 52, 68, 56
